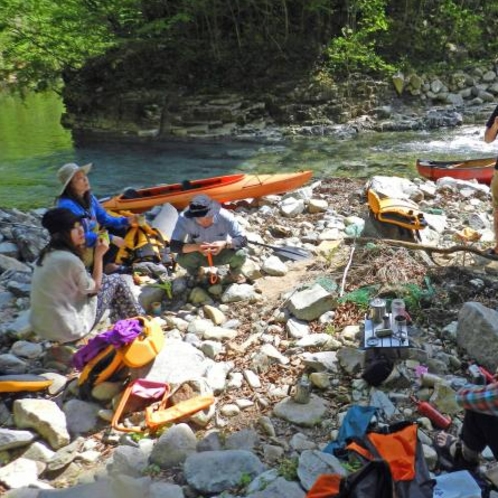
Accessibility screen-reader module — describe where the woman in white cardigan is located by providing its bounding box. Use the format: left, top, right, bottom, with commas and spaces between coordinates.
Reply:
30, 208, 143, 344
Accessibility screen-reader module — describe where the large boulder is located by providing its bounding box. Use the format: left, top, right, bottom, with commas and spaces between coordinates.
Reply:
457, 302, 498, 370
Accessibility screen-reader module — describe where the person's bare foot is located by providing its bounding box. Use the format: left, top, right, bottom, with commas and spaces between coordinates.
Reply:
434, 432, 480, 471
434, 431, 458, 458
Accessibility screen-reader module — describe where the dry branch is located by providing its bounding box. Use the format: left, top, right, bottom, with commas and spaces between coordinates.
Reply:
344, 237, 495, 260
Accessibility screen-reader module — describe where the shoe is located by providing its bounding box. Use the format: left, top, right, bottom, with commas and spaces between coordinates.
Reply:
224, 272, 247, 284
186, 274, 207, 288
105, 263, 132, 275
186, 275, 197, 288
484, 248, 498, 261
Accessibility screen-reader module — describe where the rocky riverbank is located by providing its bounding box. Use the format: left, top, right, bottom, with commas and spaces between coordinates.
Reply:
62, 63, 498, 141
2, 176, 498, 496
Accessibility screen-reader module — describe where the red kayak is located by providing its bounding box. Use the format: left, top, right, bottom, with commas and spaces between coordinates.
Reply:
416, 157, 496, 184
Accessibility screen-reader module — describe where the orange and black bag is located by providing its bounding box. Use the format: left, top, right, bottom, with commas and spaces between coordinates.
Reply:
77, 316, 164, 399
307, 422, 434, 498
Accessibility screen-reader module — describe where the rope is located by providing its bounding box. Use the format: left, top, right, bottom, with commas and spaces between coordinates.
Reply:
206, 252, 219, 284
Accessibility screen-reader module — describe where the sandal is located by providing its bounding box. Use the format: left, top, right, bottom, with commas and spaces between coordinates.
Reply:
434, 432, 479, 472
225, 273, 247, 284
434, 431, 459, 471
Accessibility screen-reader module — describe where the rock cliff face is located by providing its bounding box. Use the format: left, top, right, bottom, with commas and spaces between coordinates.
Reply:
61, 63, 498, 139
61, 76, 389, 139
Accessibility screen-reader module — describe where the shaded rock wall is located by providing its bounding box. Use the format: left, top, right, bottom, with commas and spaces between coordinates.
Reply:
61, 62, 498, 139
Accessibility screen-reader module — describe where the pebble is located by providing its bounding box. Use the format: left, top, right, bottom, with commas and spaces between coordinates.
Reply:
0, 176, 496, 495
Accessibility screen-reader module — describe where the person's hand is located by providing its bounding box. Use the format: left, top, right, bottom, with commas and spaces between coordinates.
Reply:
95, 236, 109, 258
207, 241, 226, 256
111, 235, 125, 248
494, 116, 498, 128
128, 215, 139, 227
199, 242, 213, 256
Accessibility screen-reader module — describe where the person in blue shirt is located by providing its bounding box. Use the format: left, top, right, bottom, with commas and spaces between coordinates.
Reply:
56, 162, 138, 273
170, 194, 247, 284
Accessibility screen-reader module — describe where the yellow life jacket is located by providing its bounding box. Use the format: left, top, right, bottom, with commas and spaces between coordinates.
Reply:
367, 189, 427, 231
115, 223, 174, 269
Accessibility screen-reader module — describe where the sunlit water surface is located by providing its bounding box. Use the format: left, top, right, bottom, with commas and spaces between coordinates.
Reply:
1, 92, 496, 210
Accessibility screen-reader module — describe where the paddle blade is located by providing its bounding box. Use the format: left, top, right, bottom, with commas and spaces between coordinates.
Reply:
270, 246, 311, 261
247, 240, 311, 261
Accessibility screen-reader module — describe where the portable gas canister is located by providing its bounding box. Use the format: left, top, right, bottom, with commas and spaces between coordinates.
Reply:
411, 396, 451, 429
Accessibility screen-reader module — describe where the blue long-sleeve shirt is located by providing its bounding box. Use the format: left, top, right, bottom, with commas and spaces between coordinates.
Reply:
58, 194, 129, 247
170, 208, 247, 253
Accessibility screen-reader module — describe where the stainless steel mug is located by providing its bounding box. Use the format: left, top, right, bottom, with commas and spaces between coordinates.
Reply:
369, 298, 386, 324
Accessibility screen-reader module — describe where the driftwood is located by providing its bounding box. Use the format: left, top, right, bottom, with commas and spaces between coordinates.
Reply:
344, 237, 498, 261
339, 244, 356, 297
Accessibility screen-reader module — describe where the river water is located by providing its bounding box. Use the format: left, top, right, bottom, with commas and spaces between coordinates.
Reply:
1, 91, 497, 210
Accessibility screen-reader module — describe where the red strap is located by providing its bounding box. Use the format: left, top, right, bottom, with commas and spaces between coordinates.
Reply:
206, 252, 218, 284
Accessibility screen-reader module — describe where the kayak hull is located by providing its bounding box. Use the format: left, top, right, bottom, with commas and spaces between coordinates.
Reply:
102, 171, 313, 212
416, 157, 496, 184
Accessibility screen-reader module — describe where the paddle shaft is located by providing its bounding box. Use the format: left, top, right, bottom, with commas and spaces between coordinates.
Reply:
247, 240, 310, 260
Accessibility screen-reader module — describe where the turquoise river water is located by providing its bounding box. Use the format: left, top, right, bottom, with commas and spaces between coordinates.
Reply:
1, 91, 497, 210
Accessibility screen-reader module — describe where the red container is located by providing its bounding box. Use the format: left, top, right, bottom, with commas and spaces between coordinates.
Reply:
412, 397, 451, 429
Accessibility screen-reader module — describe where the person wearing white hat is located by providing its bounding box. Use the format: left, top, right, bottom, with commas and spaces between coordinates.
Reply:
56, 163, 138, 273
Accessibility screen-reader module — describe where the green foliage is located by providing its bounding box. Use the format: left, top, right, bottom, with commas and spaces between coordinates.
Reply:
324, 0, 395, 78
1, 0, 498, 93
238, 472, 252, 488
0, 0, 141, 90
339, 285, 381, 310
385, 0, 489, 65
129, 431, 149, 443
150, 280, 172, 299
141, 463, 161, 477
278, 457, 299, 481
324, 323, 337, 336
